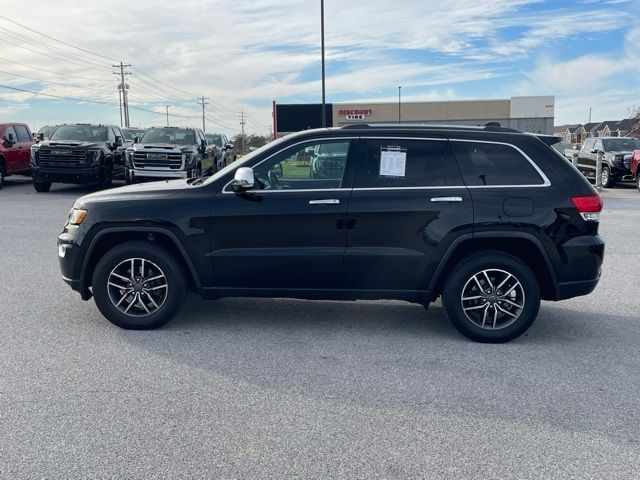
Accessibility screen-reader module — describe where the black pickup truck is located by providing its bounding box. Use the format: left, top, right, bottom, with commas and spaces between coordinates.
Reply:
30, 123, 127, 192
576, 136, 638, 188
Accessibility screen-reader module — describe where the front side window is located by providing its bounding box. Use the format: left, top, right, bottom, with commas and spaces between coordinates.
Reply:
358, 139, 450, 188
3, 125, 17, 142
140, 128, 196, 146
50, 125, 107, 142
452, 141, 544, 186
251, 140, 350, 191
14, 125, 31, 142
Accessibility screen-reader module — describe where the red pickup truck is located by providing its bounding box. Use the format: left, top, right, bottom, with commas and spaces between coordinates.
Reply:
0, 122, 34, 189
631, 150, 640, 191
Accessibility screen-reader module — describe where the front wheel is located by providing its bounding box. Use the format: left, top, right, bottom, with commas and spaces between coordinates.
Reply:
92, 241, 188, 329
0, 166, 5, 189
442, 251, 541, 343
636, 174, 640, 192
33, 180, 51, 192
97, 164, 113, 190
601, 166, 615, 188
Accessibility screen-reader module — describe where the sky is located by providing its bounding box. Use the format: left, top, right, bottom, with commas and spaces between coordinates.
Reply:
0, 0, 638, 137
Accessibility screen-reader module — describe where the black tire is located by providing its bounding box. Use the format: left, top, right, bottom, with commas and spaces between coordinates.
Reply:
0, 164, 5, 189
33, 180, 51, 192
601, 166, 615, 188
636, 174, 640, 193
442, 251, 541, 343
92, 241, 188, 329
97, 163, 113, 190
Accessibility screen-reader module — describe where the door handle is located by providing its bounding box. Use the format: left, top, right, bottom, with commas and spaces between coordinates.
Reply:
309, 199, 340, 205
430, 196, 463, 202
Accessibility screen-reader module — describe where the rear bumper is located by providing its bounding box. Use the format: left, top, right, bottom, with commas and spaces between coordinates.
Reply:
554, 234, 604, 300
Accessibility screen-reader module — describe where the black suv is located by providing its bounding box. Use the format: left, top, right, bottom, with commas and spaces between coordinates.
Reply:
31, 123, 126, 192
58, 124, 605, 342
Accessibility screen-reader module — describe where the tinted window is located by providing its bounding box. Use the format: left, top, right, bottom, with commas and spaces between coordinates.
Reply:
358, 139, 449, 187
14, 125, 31, 142
451, 141, 544, 186
251, 140, 350, 190
50, 126, 107, 142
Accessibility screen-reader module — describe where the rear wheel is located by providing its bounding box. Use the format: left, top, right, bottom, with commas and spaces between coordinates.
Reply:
442, 251, 541, 343
636, 174, 640, 192
33, 180, 51, 192
0, 165, 5, 189
92, 241, 187, 329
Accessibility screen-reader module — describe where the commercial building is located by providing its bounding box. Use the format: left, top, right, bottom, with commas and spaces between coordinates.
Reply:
274, 96, 555, 137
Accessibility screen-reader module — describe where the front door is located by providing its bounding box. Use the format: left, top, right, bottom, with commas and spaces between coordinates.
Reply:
345, 136, 473, 291
209, 138, 355, 289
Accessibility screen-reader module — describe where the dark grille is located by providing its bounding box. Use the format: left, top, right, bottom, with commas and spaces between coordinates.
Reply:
133, 151, 182, 169
38, 148, 88, 167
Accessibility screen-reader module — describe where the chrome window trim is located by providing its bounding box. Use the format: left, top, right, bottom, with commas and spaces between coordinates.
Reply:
221, 135, 551, 194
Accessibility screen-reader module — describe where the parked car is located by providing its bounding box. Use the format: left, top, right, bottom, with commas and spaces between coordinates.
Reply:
630, 149, 640, 191
0, 122, 35, 188
125, 127, 213, 183
30, 123, 127, 192
576, 137, 638, 187
58, 123, 605, 343
121, 127, 146, 147
205, 133, 236, 170
35, 125, 58, 142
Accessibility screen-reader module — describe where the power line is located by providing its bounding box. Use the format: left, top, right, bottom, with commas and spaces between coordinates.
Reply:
0, 14, 120, 62
0, 56, 111, 83
0, 69, 113, 93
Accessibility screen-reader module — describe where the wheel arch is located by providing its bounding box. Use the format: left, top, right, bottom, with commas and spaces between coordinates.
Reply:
79, 227, 201, 298
428, 232, 559, 301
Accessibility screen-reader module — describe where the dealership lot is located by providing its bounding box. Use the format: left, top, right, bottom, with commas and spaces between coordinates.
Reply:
1, 177, 639, 478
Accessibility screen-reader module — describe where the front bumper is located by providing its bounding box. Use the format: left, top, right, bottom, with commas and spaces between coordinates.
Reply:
58, 236, 92, 299
33, 166, 101, 184
128, 168, 195, 180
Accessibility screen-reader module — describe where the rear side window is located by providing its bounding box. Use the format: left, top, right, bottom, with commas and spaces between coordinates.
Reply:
14, 125, 31, 142
358, 139, 453, 187
451, 141, 544, 186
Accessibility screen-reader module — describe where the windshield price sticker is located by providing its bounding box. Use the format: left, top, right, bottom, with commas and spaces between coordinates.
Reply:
379, 146, 407, 177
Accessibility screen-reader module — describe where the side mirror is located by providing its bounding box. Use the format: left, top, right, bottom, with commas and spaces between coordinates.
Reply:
36, 133, 45, 141
134, 136, 140, 143
6, 132, 16, 146
272, 163, 283, 178
201, 139, 207, 151
231, 167, 255, 192
114, 136, 123, 147
225, 143, 234, 150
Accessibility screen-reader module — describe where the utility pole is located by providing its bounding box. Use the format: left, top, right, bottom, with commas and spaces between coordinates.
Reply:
398, 86, 402, 124
320, 0, 326, 128
199, 96, 209, 132
118, 89, 123, 127
240, 111, 246, 152
589, 107, 592, 124
112, 62, 131, 127
165, 105, 170, 127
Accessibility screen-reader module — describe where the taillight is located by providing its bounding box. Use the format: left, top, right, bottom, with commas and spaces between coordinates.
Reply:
571, 195, 602, 221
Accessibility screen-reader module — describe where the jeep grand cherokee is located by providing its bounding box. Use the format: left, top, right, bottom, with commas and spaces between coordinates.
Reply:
57, 124, 604, 343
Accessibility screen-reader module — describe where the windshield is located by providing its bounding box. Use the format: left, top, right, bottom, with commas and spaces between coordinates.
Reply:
140, 128, 195, 145
202, 135, 289, 186
49, 125, 107, 142
122, 129, 144, 140
205, 134, 223, 146
603, 138, 639, 151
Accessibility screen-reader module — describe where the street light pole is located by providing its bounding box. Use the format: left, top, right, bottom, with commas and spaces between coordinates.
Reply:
398, 86, 402, 123
165, 105, 170, 127
321, 0, 326, 128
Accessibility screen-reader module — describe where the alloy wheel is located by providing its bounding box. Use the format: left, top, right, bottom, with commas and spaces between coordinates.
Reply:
460, 269, 525, 330
107, 258, 168, 317
602, 167, 609, 187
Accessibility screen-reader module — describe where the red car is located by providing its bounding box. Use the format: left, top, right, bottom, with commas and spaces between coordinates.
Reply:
0, 122, 34, 189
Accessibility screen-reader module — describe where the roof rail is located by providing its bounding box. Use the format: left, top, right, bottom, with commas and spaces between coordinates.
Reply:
340, 123, 521, 133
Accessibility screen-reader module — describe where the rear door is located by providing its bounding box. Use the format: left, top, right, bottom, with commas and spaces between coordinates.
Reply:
13, 124, 33, 171
209, 137, 355, 289
2, 125, 20, 173
345, 136, 473, 291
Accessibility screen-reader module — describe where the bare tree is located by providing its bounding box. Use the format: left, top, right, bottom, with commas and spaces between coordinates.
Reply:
629, 106, 640, 136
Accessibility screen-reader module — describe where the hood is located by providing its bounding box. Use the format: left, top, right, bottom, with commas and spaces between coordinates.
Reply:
39, 140, 103, 149
74, 179, 189, 209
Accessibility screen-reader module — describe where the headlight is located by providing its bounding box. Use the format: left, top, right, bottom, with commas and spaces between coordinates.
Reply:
68, 208, 88, 225
88, 150, 102, 164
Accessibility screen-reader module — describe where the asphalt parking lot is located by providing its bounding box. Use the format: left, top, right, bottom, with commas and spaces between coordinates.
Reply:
1, 176, 639, 479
